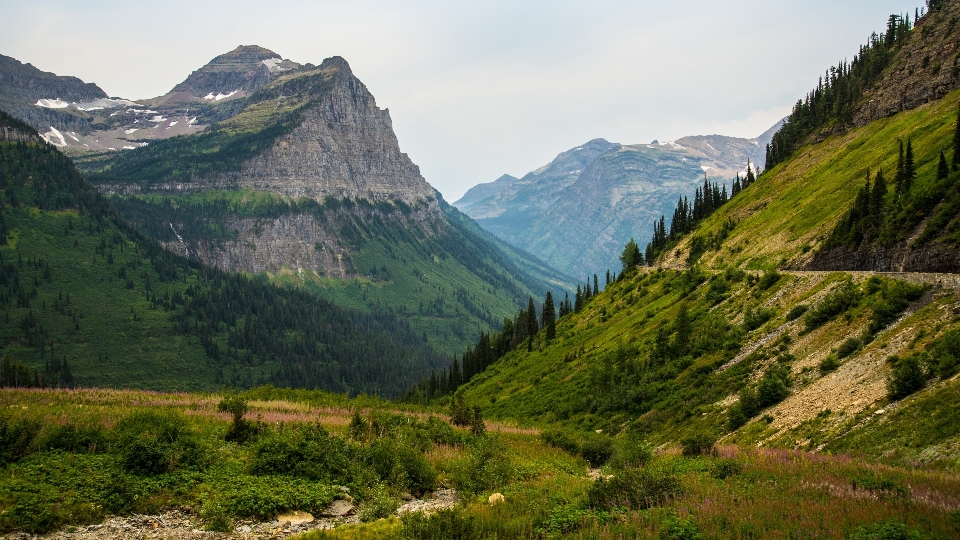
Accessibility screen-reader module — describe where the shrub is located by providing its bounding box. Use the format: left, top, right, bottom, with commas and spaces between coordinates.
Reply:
579, 434, 615, 467
929, 328, 960, 378
804, 280, 861, 331
218, 393, 257, 443
887, 354, 926, 400
610, 432, 653, 469
680, 432, 716, 457
587, 467, 683, 511
358, 483, 398, 523
204, 474, 338, 522
757, 364, 791, 409
660, 515, 702, 540
848, 519, 921, 540
450, 391, 471, 427
743, 308, 775, 332
837, 338, 860, 359
40, 423, 104, 453
851, 473, 909, 499
711, 459, 743, 480
111, 410, 202, 475
820, 355, 840, 375
786, 304, 808, 321
449, 435, 512, 494
0, 416, 41, 465
757, 270, 782, 291
400, 508, 479, 540
250, 423, 355, 484
540, 428, 580, 456
366, 439, 436, 495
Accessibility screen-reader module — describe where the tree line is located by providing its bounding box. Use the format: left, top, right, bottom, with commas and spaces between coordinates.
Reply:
764, 5, 943, 171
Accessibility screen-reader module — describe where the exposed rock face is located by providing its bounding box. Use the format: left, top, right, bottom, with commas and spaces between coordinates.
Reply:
171, 45, 299, 99
164, 206, 441, 278
0, 53, 106, 104
218, 58, 437, 205
805, 241, 960, 273
455, 133, 768, 279
852, 3, 960, 127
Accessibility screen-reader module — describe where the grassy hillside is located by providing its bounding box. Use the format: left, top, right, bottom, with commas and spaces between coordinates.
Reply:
0, 116, 448, 395
660, 88, 960, 271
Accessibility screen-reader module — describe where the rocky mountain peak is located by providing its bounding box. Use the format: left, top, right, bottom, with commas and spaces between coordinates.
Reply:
169, 45, 300, 99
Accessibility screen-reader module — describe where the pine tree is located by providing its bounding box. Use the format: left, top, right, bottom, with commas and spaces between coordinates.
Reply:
937, 149, 950, 180
895, 140, 905, 195
953, 103, 960, 171
593, 274, 599, 296
620, 238, 642, 273
870, 169, 887, 227
526, 296, 537, 351
542, 291, 556, 340
904, 139, 916, 193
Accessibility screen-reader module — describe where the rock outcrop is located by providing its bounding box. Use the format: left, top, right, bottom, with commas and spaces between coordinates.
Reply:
852, 3, 960, 127
170, 45, 299, 100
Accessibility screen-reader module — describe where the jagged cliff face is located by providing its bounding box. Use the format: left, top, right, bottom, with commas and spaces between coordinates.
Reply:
215, 60, 437, 205
455, 134, 767, 279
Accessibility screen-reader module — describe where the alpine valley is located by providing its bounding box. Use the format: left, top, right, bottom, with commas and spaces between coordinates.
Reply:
2, 1, 960, 539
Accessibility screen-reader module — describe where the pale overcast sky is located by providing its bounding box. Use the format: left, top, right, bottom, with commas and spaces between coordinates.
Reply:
1, 0, 917, 200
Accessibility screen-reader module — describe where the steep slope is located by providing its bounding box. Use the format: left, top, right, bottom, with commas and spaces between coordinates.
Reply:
84, 52, 571, 354
451, 4, 960, 464
0, 111, 446, 395
455, 135, 766, 279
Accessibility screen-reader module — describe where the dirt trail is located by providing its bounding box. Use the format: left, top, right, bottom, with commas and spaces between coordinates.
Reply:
781, 270, 960, 290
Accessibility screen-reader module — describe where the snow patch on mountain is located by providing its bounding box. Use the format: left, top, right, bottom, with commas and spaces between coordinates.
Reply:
35, 99, 69, 109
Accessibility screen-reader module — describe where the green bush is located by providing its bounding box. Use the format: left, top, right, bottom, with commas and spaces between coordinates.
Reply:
887, 354, 926, 400
250, 423, 355, 484
757, 270, 782, 290
786, 304, 808, 321
848, 519, 921, 540
579, 434, 615, 467
743, 308, 775, 332
711, 459, 743, 480
358, 483, 398, 523
680, 432, 717, 457
609, 433, 652, 469
820, 355, 841, 375
660, 515, 702, 540
39, 423, 104, 453
0, 416, 41, 465
929, 328, 960, 378
204, 474, 338, 521
587, 467, 683, 511
110, 411, 202, 475
366, 439, 436, 495
837, 338, 860, 359
540, 428, 580, 456
449, 435, 512, 494
851, 473, 908, 499
804, 280, 861, 331
401, 508, 479, 540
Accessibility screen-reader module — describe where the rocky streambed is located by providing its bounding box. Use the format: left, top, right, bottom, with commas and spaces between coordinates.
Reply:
2, 490, 460, 540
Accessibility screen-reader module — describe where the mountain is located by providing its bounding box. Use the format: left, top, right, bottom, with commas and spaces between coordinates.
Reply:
0, 47, 303, 156
448, 1, 960, 465
0, 110, 447, 395
454, 134, 767, 279
72, 50, 571, 355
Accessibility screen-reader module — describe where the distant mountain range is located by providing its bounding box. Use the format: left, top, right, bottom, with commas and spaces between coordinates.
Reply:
455, 125, 781, 279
